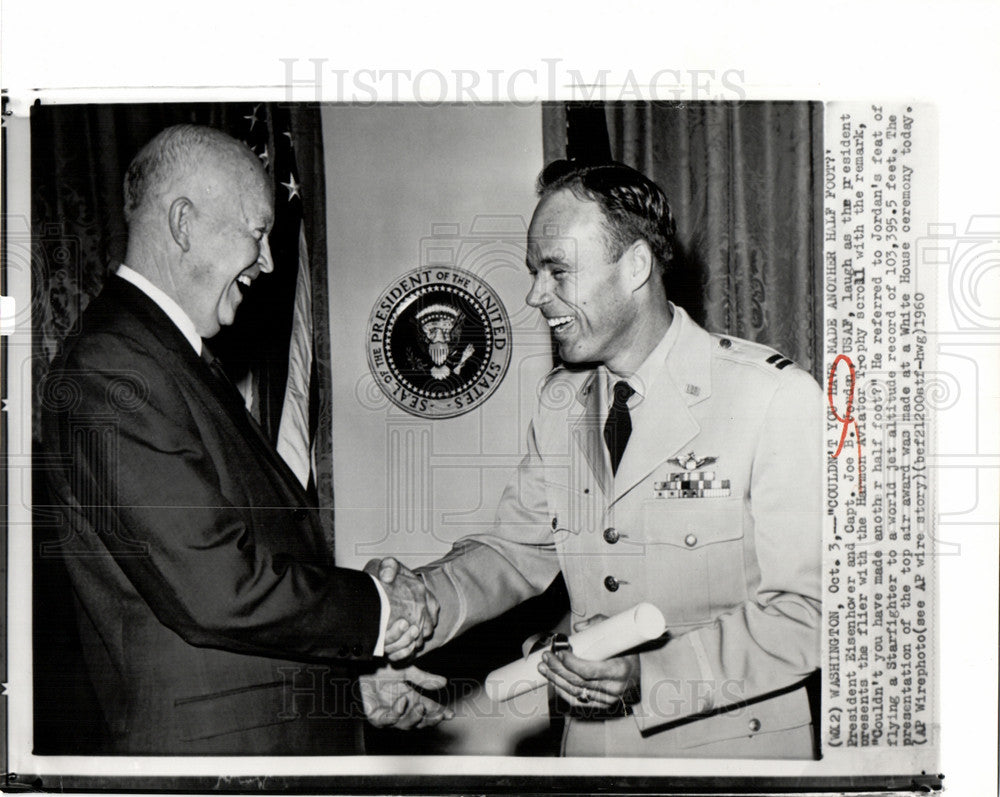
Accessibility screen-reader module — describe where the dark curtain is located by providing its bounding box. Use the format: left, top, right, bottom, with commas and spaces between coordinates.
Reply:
542, 101, 824, 381
30, 102, 332, 751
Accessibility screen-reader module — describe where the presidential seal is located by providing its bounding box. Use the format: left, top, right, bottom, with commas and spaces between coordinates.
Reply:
367, 267, 512, 418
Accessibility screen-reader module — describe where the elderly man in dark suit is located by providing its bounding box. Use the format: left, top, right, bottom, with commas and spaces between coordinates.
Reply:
42, 124, 446, 754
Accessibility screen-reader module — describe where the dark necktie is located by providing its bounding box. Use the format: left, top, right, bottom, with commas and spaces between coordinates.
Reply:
201, 342, 312, 502
603, 380, 635, 476
201, 342, 257, 422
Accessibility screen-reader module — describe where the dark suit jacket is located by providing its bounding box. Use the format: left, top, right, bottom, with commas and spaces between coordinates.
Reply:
42, 276, 380, 754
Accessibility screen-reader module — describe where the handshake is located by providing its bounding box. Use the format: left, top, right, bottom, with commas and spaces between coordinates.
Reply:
366, 556, 440, 662
360, 557, 451, 731
360, 557, 646, 730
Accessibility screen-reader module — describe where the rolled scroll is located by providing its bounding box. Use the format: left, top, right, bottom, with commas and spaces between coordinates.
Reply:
484, 602, 667, 703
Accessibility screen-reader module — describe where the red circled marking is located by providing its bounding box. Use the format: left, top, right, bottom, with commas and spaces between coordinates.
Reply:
827, 354, 863, 494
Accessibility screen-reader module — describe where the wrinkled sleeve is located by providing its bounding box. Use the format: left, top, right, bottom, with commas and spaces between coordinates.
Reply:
418, 418, 561, 647
47, 333, 381, 661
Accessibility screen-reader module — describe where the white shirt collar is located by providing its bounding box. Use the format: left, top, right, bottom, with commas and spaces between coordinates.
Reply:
116, 264, 203, 355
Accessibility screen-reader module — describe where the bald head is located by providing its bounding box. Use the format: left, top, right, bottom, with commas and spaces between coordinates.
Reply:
121, 124, 275, 338
123, 124, 267, 227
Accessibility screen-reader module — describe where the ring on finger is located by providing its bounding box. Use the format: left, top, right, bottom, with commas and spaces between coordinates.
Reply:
578, 689, 591, 704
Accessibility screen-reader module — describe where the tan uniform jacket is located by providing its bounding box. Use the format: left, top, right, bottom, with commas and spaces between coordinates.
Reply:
420, 306, 823, 757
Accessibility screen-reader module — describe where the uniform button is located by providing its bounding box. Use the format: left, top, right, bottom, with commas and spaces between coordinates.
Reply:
337, 646, 350, 658
604, 576, 620, 592
551, 517, 558, 530
719, 338, 732, 349
603, 527, 620, 544
748, 718, 762, 732
293, 508, 307, 521
684, 533, 698, 547
352, 644, 362, 657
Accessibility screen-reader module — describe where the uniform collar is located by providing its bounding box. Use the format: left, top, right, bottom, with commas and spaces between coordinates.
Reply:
609, 305, 712, 501
589, 303, 712, 411
662, 304, 713, 407
566, 304, 714, 501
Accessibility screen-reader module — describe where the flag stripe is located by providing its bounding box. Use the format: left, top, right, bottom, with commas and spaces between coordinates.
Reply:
276, 225, 314, 487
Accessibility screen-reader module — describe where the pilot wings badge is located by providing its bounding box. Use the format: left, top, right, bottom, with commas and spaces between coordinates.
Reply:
668, 452, 718, 472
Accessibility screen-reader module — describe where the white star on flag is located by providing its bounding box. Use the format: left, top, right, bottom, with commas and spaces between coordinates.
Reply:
281, 173, 301, 201
283, 130, 294, 148
258, 145, 270, 169
243, 103, 261, 131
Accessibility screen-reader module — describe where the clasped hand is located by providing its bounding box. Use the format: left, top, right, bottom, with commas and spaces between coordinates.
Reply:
360, 663, 453, 730
537, 615, 641, 709
365, 556, 439, 661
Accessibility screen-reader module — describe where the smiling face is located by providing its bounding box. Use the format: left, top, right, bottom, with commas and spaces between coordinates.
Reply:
180, 160, 274, 338
525, 189, 639, 371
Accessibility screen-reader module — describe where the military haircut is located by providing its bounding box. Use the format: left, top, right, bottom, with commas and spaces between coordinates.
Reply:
536, 159, 677, 273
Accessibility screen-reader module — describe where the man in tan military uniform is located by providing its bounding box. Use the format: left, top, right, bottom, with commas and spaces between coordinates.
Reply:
376, 161, 822, 757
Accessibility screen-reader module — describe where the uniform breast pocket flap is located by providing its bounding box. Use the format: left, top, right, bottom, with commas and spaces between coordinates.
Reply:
640, 497, 744, 549
640, 498, 747, 625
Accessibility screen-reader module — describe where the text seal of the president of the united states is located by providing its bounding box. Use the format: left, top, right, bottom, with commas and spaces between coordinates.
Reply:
367, 266, 512, 418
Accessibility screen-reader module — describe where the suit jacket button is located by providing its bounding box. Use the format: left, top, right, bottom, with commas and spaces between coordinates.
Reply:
719, 338, 732, 349
338, 646, 350, 658
293, 508, 307, 522
748, 718, 761, 732
684, 533, 698, 547
603, 527, 620, 544
603, 576, 620, 592
551, 517, 558, 530
352, 644, 363, 657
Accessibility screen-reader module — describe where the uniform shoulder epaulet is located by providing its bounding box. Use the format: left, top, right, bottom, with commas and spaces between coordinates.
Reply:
712, 334, 799, 372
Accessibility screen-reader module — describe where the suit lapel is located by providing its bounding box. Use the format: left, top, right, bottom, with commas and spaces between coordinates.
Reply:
106, 276, 312, 508
199, 345, 267, 443
196, 349, 313, 506
611, 370, 699, 503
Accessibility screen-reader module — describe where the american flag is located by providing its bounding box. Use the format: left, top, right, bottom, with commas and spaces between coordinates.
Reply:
221, 102, 314, 489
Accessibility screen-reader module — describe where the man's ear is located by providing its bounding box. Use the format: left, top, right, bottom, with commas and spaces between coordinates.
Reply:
626, 239, 655, 290
168, 197, 193, 252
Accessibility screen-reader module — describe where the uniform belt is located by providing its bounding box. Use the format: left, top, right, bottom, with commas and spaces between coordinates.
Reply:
552, 694, 633, 721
